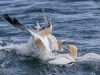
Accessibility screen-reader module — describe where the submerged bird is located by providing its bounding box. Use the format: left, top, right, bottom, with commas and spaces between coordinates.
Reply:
63, 45, 100, 59
2, 10, 57, 58
49, 45, 100, 65
2, 14, 53, 60
48, 45, 77, 65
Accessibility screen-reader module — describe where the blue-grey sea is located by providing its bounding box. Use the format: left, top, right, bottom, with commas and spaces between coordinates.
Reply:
0, 0, 100, 75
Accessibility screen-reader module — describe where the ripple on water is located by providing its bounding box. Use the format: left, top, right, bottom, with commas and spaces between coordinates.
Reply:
0, 0, 100, 75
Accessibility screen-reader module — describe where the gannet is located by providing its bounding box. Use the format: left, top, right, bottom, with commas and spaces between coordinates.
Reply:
33, 12, 67, 52
61, 45, 100, 63
3, 14, 53, 59
48, 45, 78, 65
35, 21, 67, 51
63, 45, 100, 59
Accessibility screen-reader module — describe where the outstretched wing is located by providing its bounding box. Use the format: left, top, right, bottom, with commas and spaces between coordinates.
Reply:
4, 14, 27, 31
4, 14, 51, 51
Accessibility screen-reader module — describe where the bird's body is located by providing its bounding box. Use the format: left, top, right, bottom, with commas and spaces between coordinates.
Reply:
49, 53, 76, 65
49, 57, 72, 65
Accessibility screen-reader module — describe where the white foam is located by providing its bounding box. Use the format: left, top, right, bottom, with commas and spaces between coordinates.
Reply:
0, 42, 53, 61
77, 53, 100, 63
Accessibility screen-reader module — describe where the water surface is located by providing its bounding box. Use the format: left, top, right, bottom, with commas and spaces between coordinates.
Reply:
0, 0, 100, 75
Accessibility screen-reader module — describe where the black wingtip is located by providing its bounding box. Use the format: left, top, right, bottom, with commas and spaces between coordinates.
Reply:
3, 14, 26, 30
4, 14, 14, 25
4, 14, 8, 19
4, 14, 9, 19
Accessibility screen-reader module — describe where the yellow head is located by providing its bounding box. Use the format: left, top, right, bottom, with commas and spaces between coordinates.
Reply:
68, 45, 78, 57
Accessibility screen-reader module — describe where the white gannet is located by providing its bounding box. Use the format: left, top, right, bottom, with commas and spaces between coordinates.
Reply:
48, 45, 77, 65
3, 14, 53, 59
62, 45, 100, 62
34, 12, 67, 52
35, 21, 67, 52
63, 45, 100, 58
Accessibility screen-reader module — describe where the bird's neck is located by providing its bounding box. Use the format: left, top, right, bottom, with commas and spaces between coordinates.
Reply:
70, 50, 77, 58
62, 46, 77, 57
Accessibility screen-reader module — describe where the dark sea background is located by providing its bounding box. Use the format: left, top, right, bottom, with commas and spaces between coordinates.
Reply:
0, 0, 100, 75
